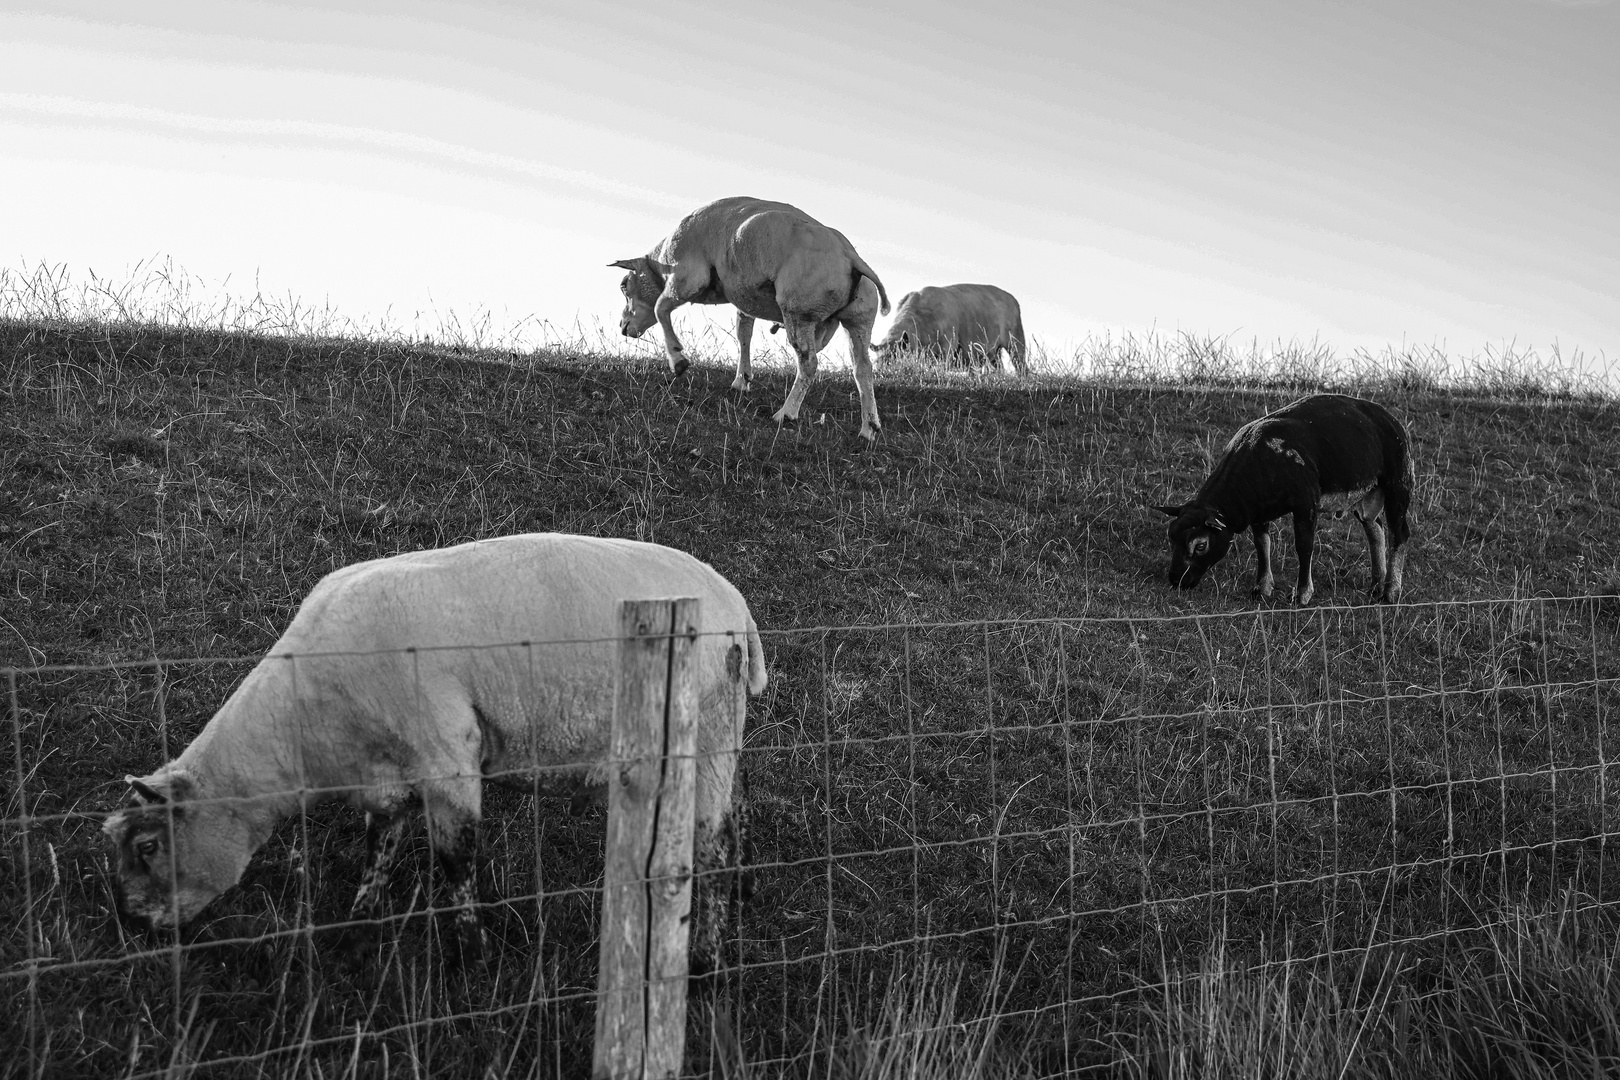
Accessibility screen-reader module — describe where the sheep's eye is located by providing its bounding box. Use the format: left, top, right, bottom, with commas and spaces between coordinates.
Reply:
135, 836, 160, 858
1189, 536, 1209, 557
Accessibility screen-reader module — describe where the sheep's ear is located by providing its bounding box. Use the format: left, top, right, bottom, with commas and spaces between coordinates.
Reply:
608, 259, 639, 272
165, 772, 196, 802
125, 771, 196, 805
1208, 515, 1230, 533
1152, 504, 1183, 518
126, 776, 167, 804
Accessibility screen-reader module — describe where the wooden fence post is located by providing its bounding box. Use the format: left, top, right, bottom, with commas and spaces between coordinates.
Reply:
594, 597, 701, 1080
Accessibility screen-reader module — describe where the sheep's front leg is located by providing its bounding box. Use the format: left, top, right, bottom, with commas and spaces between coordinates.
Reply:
1357, 514, 1389, 601
341, 819, 405, 945
425, 806, 485, 964
654, 291, 691, 377
1251, 522, 1274, 599
437, 822, 483, 962
1386, 540, 1409, 603
1291, 508, 1319, 606
337, 810, 408, 960
1353, 488, 1390, 601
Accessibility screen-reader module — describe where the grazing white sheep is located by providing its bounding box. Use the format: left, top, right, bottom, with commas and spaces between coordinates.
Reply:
105, 533, 767, 967
610, 195, 892, 441
873, 283, 1029, 375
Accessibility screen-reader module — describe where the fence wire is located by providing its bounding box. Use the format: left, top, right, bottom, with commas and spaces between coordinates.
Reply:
4, 594, 1619, 1078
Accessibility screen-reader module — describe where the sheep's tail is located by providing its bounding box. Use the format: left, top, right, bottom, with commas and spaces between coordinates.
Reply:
745, 613, 768, 697
830, 225, 890, 316
849, 251, 891, 316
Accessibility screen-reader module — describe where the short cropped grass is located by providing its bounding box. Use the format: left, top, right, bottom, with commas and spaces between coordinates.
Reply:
3, 283, 1620, 1078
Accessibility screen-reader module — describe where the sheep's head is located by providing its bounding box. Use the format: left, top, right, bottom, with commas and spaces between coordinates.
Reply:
104, 769, 255, 929
1155, 503, 1235, 589
872, 330, 904, 358
874, 316, 925, 360
608, 257, 666, 338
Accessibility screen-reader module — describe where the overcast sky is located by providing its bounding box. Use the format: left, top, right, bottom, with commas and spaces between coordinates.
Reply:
2, 0, 1616, 365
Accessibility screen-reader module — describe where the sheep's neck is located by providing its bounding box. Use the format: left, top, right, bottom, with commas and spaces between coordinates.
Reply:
174, 659, 324, 842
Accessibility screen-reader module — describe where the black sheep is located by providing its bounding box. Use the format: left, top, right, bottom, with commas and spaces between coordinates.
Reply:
1155, 394, 1413, 604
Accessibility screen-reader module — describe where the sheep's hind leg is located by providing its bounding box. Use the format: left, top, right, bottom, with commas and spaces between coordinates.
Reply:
771, 333, 819, 428
732, 311, 755, 392
838, 281, 884, 441
689, 803, 751, 986
769, 318, 841, 428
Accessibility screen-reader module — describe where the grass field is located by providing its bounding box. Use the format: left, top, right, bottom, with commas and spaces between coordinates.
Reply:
3, 308, 1620, 1078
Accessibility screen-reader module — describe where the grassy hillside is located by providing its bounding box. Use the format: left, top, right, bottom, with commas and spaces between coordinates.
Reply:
3, 318, 1619, 1077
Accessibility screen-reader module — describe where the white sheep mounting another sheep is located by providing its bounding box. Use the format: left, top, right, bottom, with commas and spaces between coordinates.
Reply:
104, 533, 767, 969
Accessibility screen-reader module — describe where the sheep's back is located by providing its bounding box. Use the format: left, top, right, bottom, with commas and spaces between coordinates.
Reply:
262, 534, 755, 790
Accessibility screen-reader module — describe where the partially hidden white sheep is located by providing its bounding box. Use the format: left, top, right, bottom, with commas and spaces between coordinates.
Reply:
104, 533, 767, 966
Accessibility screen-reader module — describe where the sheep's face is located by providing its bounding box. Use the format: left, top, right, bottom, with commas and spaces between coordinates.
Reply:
609, 258, 663, 338
104, 771, 253, 929
875, 319, 924, 360
874, 330, 910, 358
1157, 504, 1235, 589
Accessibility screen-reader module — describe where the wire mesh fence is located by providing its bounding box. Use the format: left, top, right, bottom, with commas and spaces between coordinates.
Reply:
5, 594, 1619, 1077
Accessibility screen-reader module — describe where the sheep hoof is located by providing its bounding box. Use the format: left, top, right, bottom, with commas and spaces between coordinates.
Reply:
333, 922, 381, 966
447, 921, 487, 968
736, 867, 758, 904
